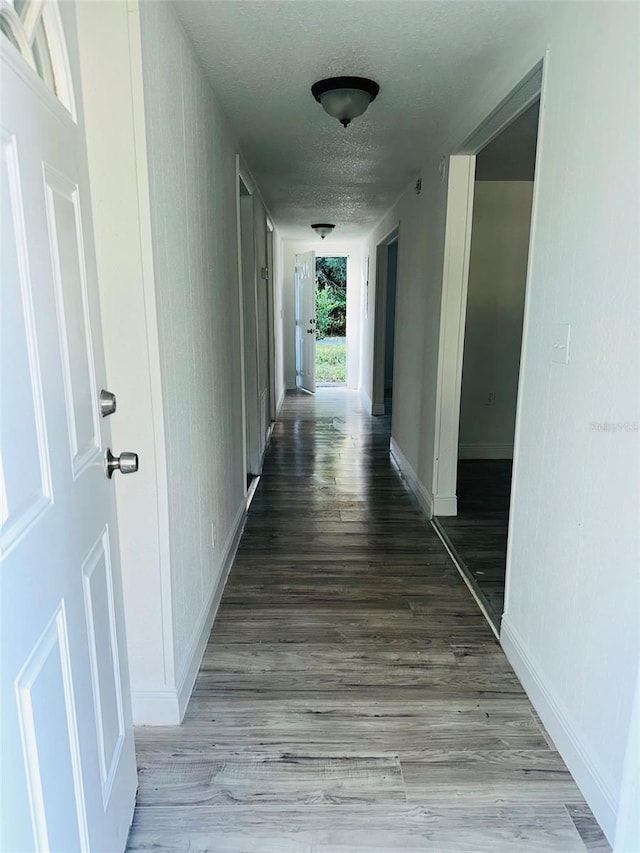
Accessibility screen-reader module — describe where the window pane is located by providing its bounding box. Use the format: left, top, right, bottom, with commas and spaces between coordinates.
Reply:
32, 17, 56, 95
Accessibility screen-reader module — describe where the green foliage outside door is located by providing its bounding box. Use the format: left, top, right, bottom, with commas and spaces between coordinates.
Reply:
315, 257, 346, 339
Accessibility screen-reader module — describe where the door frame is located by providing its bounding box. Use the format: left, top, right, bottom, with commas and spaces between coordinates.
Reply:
265, 220, 277, 423
235, 157, 262, 482
371, 226, 399, 416
430, 60, 545, 521
294, 250, 316, 394
235, 156, 249, 486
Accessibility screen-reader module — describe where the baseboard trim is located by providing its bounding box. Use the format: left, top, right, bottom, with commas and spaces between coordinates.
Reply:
131, 689, 180, 726
390, 437, 434, 519
501, 617, 617, 843
458, 442, 513, 460
359, 388, 373, 415
432, 493, 458, 516
175, 500, 247, 721
246, 475, 260, 509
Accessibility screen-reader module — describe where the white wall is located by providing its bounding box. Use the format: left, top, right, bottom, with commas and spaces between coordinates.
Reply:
139, 0, 249, 718
366, 4, 639, 842
78, 1, 274, 724
362, 169, 448, 460
280, 240, 364, 390
458, 181, 533, 459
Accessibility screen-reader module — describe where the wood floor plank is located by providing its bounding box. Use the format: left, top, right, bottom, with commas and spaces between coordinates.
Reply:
135, 755, 405, 807
127, 389, 608, 851
127, 803, 589, 851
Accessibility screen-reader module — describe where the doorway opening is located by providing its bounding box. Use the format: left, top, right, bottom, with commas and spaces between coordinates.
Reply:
371, 228, 399, 415
315, 256, 347, 387
237, 169, 260, 494
433, 99, 540, 631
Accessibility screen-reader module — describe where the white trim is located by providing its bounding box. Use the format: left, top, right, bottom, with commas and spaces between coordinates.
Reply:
130, 690, 180, 727
432, 494, 457, 516
459, 62, 543, 155
127, 4, 175, 687
431, 155, 476, 510
501, 617, 617, 843
131, 687, 180, 726
458, 443, 514, 460
246, 475, 260, 510
235, 155, 249, 487
132, 501, 247, 725
390, 437, 434, 519
176, 501, 247, 720
359, 388, 373, 415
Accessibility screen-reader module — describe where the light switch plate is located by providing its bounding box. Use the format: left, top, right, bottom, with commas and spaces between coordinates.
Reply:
551, 323, 571, 364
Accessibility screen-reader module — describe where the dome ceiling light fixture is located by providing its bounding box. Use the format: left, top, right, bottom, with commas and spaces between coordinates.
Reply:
311, 76, 380, 128
311, 223, 335, 239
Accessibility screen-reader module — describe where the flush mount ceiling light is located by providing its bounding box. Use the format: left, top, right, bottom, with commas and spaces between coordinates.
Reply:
311, 223, 335, 239
311, 76, 380, 128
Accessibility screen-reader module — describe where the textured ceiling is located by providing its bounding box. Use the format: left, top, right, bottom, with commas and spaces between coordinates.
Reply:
173, 1, 551, 239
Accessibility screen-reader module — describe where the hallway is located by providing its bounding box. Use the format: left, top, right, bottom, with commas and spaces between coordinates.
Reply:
127, 390, 607, 852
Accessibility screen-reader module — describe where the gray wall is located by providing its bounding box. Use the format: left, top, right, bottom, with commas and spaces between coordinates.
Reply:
384, 241, 398, 391
458, 181, 533, 458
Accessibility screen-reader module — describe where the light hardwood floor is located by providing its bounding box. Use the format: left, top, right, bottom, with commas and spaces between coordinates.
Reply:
127, 389, 609, 853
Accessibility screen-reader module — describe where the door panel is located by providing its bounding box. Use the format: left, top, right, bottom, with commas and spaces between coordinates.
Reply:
14, 604, 90, 852
44, 166, 101, 474
81, 528, 126, 806
1, 131, 53, 553
1, 19, 137, 853
295, 251, 316, 393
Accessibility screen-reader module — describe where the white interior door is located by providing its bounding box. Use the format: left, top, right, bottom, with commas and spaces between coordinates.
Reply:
295, 251, 316, 393
1, 10, 137, 853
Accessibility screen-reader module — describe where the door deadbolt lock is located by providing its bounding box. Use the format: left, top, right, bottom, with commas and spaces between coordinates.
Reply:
106, 449, 139, 479
100, 389, 117, 417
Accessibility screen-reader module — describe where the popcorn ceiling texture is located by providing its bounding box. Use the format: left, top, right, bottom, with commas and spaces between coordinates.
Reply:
174, 0, 551, 239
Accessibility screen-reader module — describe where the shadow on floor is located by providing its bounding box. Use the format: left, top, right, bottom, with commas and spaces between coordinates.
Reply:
435, 459, 512, 630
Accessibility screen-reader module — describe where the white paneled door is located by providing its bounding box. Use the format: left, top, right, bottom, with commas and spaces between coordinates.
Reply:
295, 251, 316, 393
1, 7, 137, 852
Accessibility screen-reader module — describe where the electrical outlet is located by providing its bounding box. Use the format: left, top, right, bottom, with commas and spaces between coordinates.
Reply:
486, 392, 496, 406
211, 520, 217, 551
